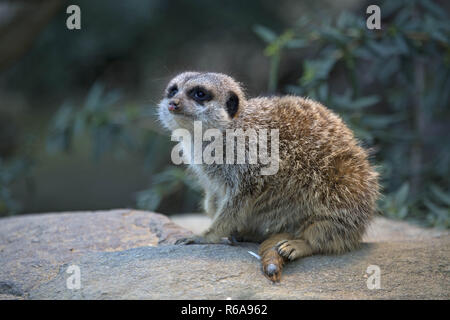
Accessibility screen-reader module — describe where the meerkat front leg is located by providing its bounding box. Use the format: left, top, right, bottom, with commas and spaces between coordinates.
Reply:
203, 191, 217, 219
175, 194, 244, 245
175, 220, 232, 245
174, 215, 235, 245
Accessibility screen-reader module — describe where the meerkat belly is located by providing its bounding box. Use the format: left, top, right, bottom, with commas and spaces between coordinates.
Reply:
190, 164, 227, 219
253, 209, 303, 237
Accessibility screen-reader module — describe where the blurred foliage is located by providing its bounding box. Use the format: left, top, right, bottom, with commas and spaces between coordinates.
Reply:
424, 185, 450, 228
136, 167, 201, 212
3, 0, 279, 98
254, 0, 450, 227
253, 26, 306, 92
0, 157, 33, 215
45, 82, 197, 213
0, 131, 36, 215
47, 83, 132, 158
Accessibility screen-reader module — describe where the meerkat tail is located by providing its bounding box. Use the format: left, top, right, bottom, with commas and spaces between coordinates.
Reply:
259, 233, 293, 282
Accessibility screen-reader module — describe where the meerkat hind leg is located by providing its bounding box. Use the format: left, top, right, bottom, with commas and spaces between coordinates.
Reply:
301, 219, 362, 255
259, 233, 293, 282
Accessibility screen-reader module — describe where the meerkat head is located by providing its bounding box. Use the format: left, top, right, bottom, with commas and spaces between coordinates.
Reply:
158, 72, 245, 131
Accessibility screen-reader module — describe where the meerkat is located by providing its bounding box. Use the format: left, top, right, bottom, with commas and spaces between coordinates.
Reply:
158, 71, 380, 282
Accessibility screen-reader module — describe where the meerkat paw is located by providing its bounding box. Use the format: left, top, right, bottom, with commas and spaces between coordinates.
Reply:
175, 235, 207, 245
228, 235, 239, 246
261, 248, 284, 282
228, 233, 250, 245
276, 239, 313, 261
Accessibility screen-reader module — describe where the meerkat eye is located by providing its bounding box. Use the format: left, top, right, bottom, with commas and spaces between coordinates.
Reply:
188, 86, 212, 103
195, 90, 206, 99
167, 85, 178, 98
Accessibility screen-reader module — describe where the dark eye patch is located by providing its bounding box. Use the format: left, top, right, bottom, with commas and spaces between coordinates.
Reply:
188, 86, 213, 104
167, 85, 178, 98
226, 91, 239, 118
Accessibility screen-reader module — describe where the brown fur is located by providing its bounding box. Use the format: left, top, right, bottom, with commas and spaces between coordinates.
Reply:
158, 72, 380, 282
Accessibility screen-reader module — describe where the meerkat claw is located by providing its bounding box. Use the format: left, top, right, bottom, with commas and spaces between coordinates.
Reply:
276, 240, 296, 261
228, 235, 239, 246
175, 236, 206, 245
175, 236, 232, 245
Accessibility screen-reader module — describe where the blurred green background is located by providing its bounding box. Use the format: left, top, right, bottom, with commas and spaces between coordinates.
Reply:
0, 0, 449, 228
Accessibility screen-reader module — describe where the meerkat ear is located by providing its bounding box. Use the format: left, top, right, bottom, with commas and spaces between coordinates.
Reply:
226, 91, 239, 118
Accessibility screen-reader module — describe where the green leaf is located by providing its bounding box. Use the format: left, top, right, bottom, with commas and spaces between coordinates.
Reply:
318, 83, 328, 101
84, 83, 104, 111
320, 27, 349, 45
374, 57, 400, 82
52, 103, 74, 130
136, 189, 162, 211
394, 182, 409, 205
350, 96, 380, 109
424, 199, 449, 218
394, 35, 409, 54
253, 25, 277, 43
397, 206, 408, 218
360, 114, 404, 128
285, 85, 303, 95
430, 185, 450, 206
419, 0, 447, 19
353, 47, 374, 59
300, 57, 337, 85
367, 40, 397, 57
285, 39, 307, 49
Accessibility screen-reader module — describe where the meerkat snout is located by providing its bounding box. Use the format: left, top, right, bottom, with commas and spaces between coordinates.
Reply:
167, 99, 181, 112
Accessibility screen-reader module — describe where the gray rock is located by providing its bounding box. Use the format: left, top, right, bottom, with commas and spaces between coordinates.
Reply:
0, 209, 448, 299
0, 209, 192, 298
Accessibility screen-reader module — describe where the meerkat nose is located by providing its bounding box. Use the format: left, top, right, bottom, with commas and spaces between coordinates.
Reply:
168, 100, 180, 112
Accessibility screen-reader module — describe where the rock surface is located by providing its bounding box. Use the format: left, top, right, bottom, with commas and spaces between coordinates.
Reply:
0, 209, 192, 299
0, 209, 448, 299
